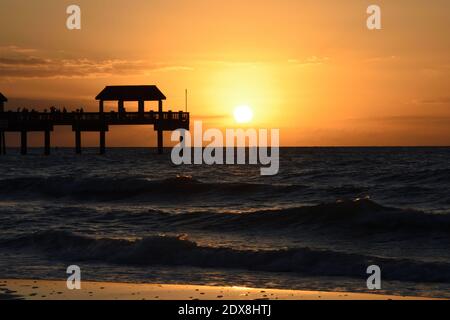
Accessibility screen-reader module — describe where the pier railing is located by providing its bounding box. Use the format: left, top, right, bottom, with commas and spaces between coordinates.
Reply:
0, 110, 189, 124
0, 110, 190, 155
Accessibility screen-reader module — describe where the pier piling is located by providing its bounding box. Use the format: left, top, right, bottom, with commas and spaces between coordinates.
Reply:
0, 131, 5, 155
44, 130, 51, 155
75, 130, 81, 154
157, 130, 163, 154
100, 130, 106, 155
20, 131, 27, 155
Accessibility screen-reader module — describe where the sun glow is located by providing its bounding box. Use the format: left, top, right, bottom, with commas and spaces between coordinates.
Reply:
233, 105, 254, 124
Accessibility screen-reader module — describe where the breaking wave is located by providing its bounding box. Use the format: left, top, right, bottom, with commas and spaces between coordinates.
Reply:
105, 198, 450, 235
0, 176, 303, 200
1, 230, 449, 283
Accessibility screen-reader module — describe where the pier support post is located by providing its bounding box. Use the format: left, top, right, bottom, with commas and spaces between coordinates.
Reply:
44, 130, 51, 155
75, 130, 81, 154
118, 100, 124, 113
157, 130, 163, 154
100, 130, 106, 155
0, 131, 5, 155
138, 100, 144, 117
157, 99, 164, 154
20, 130, 27, 155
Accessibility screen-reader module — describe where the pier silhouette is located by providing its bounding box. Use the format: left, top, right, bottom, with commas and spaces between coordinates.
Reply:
0, 86, 190, 155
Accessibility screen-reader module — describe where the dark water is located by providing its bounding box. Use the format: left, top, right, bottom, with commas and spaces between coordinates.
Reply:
0, 147, 449, 298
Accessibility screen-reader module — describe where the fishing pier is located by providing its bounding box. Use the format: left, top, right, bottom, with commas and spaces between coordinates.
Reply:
0, 86, 190, 155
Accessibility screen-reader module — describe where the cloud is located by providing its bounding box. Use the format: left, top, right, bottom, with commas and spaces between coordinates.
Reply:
145, 65, 194, 73
0, 45, 38, 54
364, 55, 398, 63
414, 97, 450, 105
196, 60, 263, 68
0, 46, 193, 79
420, 64, 450, 77
350, 115, 450, 126
288, 56, 330, 67
0, 56, 50, 66
197, 57, 329, 68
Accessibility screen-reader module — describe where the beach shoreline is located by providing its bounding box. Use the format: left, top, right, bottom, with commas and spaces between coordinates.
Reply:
0, 279, 441, 300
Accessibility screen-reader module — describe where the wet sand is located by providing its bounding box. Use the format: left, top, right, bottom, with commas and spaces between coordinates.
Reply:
0, 279, 440, 300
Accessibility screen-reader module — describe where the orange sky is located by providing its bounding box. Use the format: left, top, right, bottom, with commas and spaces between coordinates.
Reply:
0, 0, 449, 147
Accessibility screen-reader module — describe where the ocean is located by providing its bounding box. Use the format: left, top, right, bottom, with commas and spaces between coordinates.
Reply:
0, 147, 449, 298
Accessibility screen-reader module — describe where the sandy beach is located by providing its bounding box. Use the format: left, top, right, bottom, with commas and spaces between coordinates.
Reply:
0, 279, 439, 300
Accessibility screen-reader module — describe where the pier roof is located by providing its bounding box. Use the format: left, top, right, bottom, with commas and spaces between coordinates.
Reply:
0, 93, 7, 102
95, 85, 166, 101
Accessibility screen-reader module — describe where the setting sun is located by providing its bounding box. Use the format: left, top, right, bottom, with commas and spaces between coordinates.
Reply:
233, 105, 254, 124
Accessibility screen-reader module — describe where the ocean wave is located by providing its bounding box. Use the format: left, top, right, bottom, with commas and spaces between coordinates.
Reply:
1, 230, 449, 283
133, 198, 450, 235
0, 176, 303, 200
241, 199, 450, 232
372, 167, 450, 184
